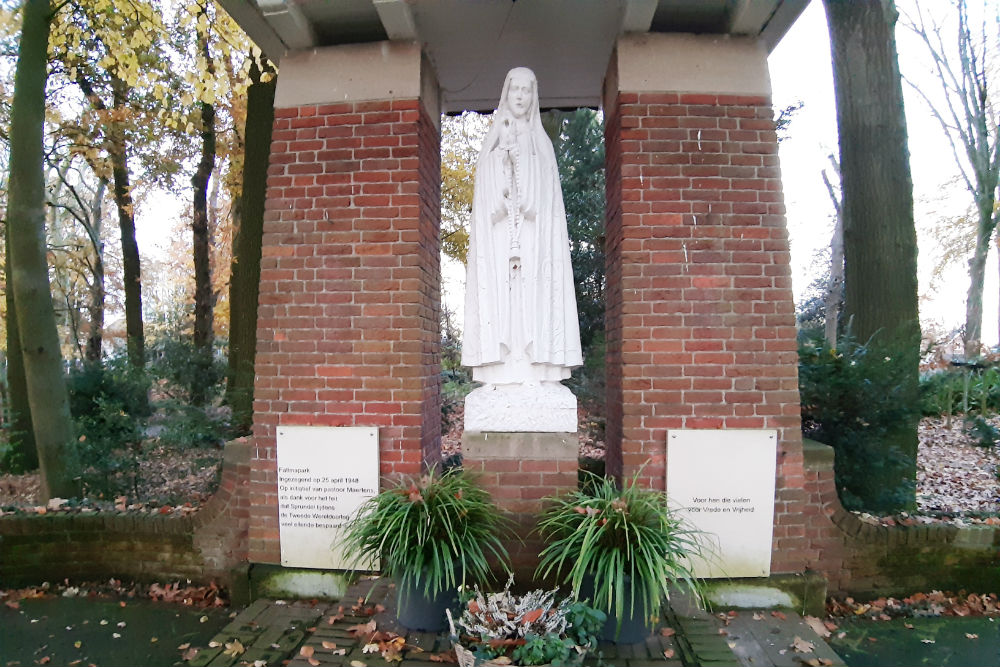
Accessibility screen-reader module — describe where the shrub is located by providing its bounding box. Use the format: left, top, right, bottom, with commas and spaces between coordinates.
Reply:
67, 358, 152, 497
799, 333, 919, 512
157, 402, 230, 450
920, 366, 999, 417
147, 338, 226, 405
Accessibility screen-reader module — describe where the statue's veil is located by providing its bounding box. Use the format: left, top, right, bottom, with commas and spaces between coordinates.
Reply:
478, 67, 545, 165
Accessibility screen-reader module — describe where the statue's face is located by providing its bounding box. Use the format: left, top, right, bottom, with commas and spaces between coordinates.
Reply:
507, 75, 533, 119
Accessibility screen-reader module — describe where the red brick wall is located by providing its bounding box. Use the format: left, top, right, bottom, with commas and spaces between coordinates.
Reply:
249, 98, 441, 565
604, 91, 807, 574
0, 440, 250, 588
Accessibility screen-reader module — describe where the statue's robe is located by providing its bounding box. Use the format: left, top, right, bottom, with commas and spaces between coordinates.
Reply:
462, 119, 583, 384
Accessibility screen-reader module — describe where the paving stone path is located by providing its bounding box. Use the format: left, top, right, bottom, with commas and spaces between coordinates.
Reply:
186, 579, 844, 667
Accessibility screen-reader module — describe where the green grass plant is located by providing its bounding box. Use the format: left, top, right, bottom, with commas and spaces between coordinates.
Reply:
535, 471, 706, 637
342, 468, 511, 599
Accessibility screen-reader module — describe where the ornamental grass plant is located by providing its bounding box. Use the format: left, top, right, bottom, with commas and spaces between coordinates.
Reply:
342, 468, 512, 600
535, 471, 707, 637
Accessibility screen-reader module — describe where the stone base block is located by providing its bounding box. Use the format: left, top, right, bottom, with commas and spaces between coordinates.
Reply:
464, 383, 577, 432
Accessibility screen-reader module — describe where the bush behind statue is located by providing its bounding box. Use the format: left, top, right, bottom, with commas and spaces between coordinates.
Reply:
799, 333, 918, 512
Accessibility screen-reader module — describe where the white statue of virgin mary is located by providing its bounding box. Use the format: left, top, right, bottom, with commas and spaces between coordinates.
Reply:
462, 67, 582, 432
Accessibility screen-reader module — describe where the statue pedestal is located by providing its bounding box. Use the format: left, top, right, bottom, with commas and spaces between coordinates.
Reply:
464, 382, 577, 432
462, 431, 578, 583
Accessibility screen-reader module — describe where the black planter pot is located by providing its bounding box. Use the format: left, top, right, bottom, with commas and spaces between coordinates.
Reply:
396, 578, 457, 632
580, 575, 656, 644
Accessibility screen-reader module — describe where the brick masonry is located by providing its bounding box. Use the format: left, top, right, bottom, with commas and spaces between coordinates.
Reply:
0, 440, 250, 587
802, 440, 1000, 596
461, 432, 578, 579
603, 91, 807, 575
248, 98, 441, 565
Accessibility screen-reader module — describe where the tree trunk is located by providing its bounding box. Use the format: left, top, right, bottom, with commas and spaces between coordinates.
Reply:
110, 82, 144, 369
823, 0, 920, 512
190, 4, 216, 406
85, 179, 106, 362
4, 224, 37, 470
6, 0, 77, 499
821, 159, 844, 348
226, 58, 275, 434
963, 197, 994, 359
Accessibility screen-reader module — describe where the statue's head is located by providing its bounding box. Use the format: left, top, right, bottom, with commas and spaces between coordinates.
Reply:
500, 67, 538, 121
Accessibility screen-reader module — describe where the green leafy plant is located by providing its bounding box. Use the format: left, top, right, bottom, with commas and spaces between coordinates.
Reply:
147, 337, 226, 404
67, 358, 152, 497
965, 415, 1000, 448
342, 468, 511, 600
535, 471, 707, 638
450, 576, 603, 666
156, 402, 230, 449
799, 332, 919, 512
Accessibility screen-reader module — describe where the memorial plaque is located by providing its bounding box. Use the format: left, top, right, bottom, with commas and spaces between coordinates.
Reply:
666, 429, 777, 578
277, 426, 379, 570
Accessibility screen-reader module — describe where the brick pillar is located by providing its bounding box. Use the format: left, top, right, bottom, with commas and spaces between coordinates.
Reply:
603, 34, 807, 575
248, 43, 441, 565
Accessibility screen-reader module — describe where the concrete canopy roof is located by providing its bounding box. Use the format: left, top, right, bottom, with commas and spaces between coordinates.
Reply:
218, 0, 807, 112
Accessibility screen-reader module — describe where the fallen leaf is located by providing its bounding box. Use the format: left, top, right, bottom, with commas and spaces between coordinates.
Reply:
804, 616, 831, 639
308, 659, 320, 667
4, 601, 19, 610
772, 610, 787, 620
181, 647, 199, 661
347, 620, 377, 636
74, 641, 82, 649
112, 633, 122, 639
491, 658, 512, 665
351, 661, 367, 667
660, 627, 676, 637
904, 623, 914, 630
224, 639, 245, 657
921, 639, 936, 644
664, 649, 675, 658
429, 653, 457, 663
177, 643, 190, 650
791, 636, 815, 653
150, 637, 158, 643
331, 648, 348, 656
208, 641, 221, 648
521, 609, 544, 624
753, 612, 765, 621
322, 641, 338, 649
966, 633, 979, 639
39, 657, 50, 665
363, 643, 379, 654
300, 645, 315, 658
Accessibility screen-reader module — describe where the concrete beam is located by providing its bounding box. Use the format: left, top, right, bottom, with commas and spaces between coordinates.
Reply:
216, 0, 288, 63
613, 32, 771, 97
257, 0, 316, 51
373, 0, 418, 40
